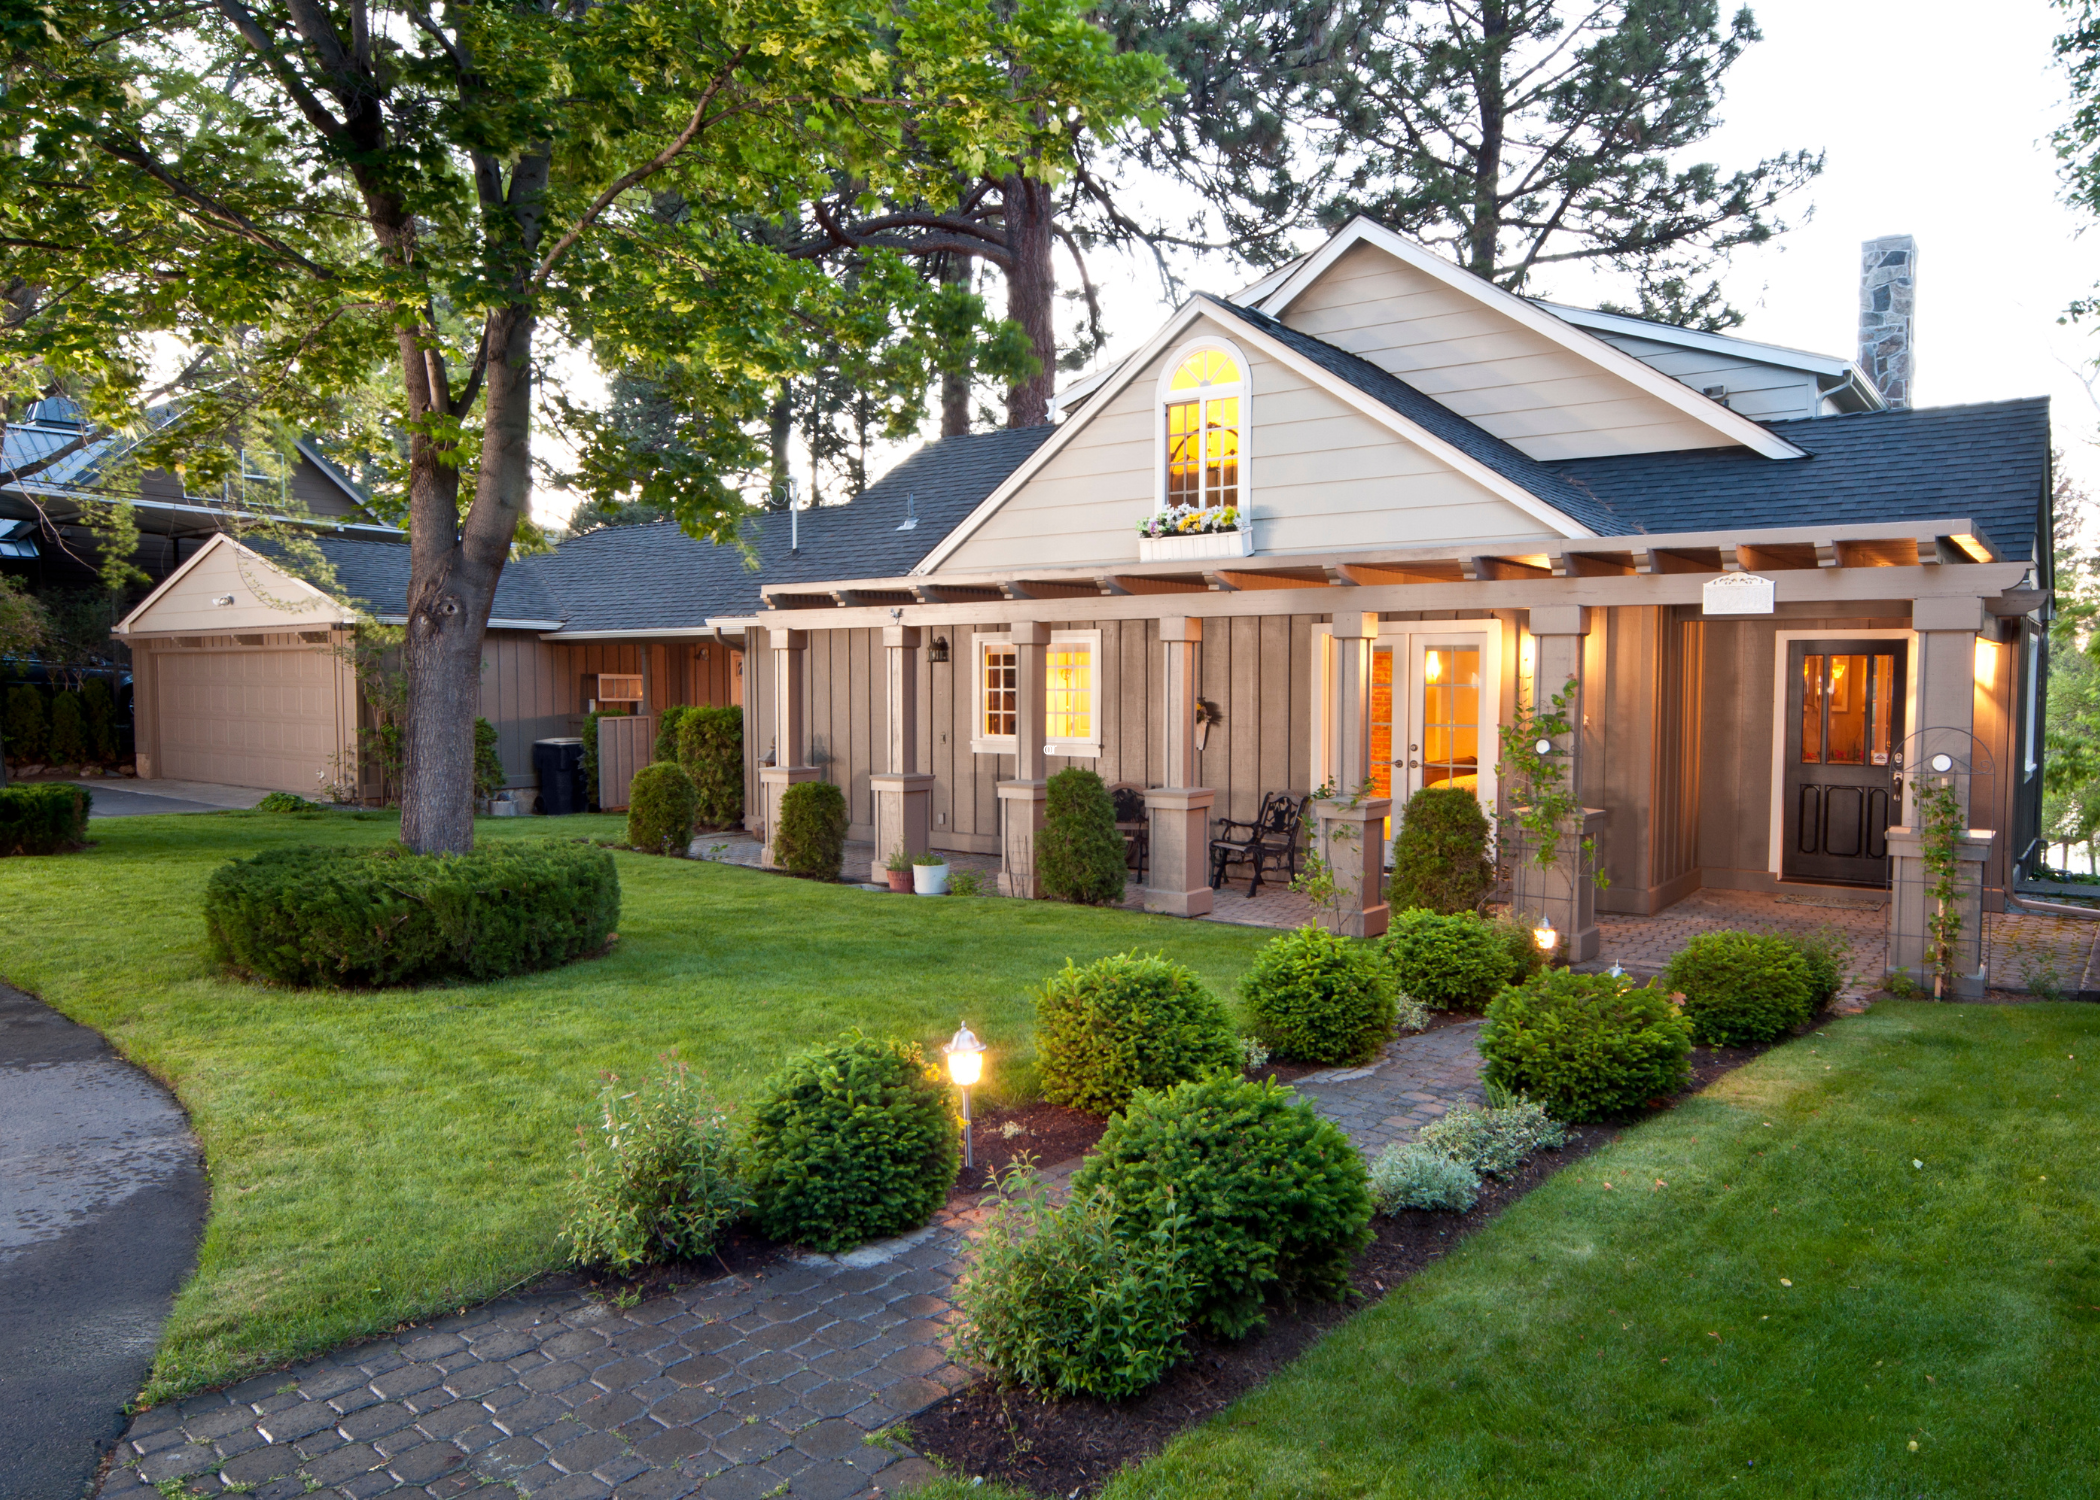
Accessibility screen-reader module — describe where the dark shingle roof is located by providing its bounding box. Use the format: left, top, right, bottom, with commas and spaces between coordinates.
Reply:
1547, 398, 2051, 560
306, 535, 563, 622
1196, 293, 1634, 535
526, 425, 1055, 631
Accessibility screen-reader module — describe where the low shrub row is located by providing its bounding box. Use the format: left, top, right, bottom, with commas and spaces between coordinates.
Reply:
0, 780, 91, 855
5, 680, 121, 765
1665, 929, 1841, 1045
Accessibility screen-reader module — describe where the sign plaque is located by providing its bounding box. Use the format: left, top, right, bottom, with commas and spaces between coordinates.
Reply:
1702, 572, 1775, 615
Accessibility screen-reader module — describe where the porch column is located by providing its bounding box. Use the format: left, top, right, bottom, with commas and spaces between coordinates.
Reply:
997, 621, 1050, 897
759, 629, 817, 869
1312, 611, 1390, 938
869, 625, 934, 881
1143, 616, 1216, 918
1887, 595, 1994, 996
1520, 605, 1602, 962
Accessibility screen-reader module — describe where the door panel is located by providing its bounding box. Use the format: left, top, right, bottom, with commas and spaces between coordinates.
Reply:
158, 648, 342, 792
1781, 640, 1906, 886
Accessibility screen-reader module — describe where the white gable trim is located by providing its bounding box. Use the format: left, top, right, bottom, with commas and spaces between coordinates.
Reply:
1251, 217, 1808, 462
112, 533, 351, 635
914, 300, 1596, 574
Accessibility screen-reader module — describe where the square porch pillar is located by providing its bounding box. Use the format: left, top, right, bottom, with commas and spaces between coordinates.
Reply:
1312, 611, 1390, 938
760, 629, 817, 870
869, 625, 934, 881
1143, 616, 1215, 917
1514, 606, 1600, 961
998, 622, 1050, 897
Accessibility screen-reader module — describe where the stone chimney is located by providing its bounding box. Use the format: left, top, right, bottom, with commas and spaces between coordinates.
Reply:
1858, 235, 1918, 409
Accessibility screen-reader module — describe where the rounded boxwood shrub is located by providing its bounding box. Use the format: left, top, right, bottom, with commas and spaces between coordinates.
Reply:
1036, 951, 1239, 1115
1488, 912, 1549, 988
1037, 767, 1126, 905
1073, 1074, 1372, 1339
1240, 924, 1397, 1065
1664, 931, 1817, 1045
676, 706, 744, 827
0, 781, 91, 855
1480, 969, 1693, 1122
774, 779, 848, 880
1386, 786, 1493, 915
740, 1032, 959, 1253
203, 840, 620, 986
1379, 909, 1510, 1012
627, 761, 699, 855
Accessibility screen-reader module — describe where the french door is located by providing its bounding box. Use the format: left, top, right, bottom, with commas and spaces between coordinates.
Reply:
1781, 639, 1907, 886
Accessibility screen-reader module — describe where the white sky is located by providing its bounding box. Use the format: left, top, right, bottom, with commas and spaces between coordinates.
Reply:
536, 0, 2100, 530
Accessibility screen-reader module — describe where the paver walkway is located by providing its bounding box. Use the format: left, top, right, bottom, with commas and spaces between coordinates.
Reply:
1295, 1021, 1488, 1158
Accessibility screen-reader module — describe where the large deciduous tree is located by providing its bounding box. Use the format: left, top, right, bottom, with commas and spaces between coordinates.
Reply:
3, 0, 1163, 853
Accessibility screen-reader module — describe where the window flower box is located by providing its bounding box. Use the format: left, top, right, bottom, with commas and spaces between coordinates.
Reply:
1138, 527, 1254, 563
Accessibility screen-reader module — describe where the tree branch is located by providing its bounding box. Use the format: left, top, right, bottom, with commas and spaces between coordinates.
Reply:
96, 136, 335, 278
211, 0, 345, 139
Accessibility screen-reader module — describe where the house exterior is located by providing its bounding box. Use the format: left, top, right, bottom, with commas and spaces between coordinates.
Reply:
744, 221, 2051, 996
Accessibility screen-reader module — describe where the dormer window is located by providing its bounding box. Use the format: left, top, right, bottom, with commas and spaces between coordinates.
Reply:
1159, 344, 1245, 511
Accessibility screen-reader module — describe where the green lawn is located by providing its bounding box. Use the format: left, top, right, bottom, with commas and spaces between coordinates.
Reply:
0, 810, 1274, 1403
1105, 1001, 2100, 1500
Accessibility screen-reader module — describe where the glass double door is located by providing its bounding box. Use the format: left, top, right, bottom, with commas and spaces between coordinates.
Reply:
1367, 633, 1491, 856
1781, 639, 1907, 886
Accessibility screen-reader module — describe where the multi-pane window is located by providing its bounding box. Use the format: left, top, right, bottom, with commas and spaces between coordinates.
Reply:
971, 632, 1101, 757
1046, 641, 1093, 745
981, 642, 1017, 739
1163, 349, 1243, 510
1798, 653, 1897, 766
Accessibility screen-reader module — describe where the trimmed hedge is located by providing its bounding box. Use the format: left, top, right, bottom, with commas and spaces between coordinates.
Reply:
1386, 786, 1493, 915
654, 705, 693, 766
1037, 767, 1126, 905
473, 717, 506, 801
627, 761, 699, 855
1240, 924, 1397, 1065
676, 706, 744, 827
0, 781, 91, 855
774, 779, 847, 880
1073, 1075, 1372, 1339
1379, 909, 1510, 1011
5, 683, 46, 762
203, 840, 621, 986
1664, 930, 1817, 1045
740, 1032, 959, 1252
1479, 969, 1693, 1122
1036, 951, 1239, 1114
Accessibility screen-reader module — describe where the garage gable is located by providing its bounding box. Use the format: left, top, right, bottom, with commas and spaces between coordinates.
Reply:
114, 534, 352, 639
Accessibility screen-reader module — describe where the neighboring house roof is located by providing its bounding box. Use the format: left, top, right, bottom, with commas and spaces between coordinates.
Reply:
1532, 301, 1886, 414
304, 536, 566, 626
529, 425, 1057, 633
1549, 398, 2052, 561
1205, 295, 1634, 537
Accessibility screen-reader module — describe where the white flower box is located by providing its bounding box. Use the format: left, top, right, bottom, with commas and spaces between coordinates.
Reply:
1136, 528, 1254, 563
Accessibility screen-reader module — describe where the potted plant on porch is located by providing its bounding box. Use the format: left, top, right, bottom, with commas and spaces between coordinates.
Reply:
912, 849, 951, 895
883, 849, 914, 893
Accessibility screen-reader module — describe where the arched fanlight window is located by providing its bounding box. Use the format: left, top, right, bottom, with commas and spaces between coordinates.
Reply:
1160, 344, 1245, 510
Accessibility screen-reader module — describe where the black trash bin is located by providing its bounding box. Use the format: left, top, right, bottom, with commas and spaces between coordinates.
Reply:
532, 737, 585, 815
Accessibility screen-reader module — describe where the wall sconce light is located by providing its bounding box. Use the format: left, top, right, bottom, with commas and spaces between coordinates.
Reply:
1195, 697, 1223, 753
944, 1022, 987, 1168
929, 636, 951, 664
1973, 638, 1998, 688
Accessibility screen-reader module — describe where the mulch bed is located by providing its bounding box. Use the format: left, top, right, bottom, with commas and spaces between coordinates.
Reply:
906, 1032, 1792, 1499
957, 1100, 1110, 1194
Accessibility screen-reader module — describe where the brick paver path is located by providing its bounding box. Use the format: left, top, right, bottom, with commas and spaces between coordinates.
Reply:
1295, 1021, 1488, 1158
101, 1210, 979, 1500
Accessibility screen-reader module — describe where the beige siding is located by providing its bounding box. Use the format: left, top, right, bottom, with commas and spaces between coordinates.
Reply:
1281, 242, 1734, 460
940, 313, 1554, 575
125, 543, 342, 635
146, 635, 356, 792
1588, 332, 1825, 422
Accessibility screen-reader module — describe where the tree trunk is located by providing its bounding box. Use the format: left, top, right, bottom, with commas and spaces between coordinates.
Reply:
768, 388, 794, 504
1002, 173, 1056, 429
939, 253, 972, 438
1467, 3, 1509, 281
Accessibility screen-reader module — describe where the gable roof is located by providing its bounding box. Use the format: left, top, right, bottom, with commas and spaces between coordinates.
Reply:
306, 535, 565, 626
529, 425, 1055, 632
1548, 398, 2051, 561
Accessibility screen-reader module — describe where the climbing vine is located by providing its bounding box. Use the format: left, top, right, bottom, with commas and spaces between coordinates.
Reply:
1916, 774, 1966, 997
1496, 676, 1603, 886
1294, 775, 1376, 934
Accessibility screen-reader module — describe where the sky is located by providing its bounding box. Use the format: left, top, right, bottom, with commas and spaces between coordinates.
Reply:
536, 0, 2100, 529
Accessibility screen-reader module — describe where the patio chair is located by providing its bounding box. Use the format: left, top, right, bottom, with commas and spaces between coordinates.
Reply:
1107, 780, 1149, 884
1209, 791, 1309, 896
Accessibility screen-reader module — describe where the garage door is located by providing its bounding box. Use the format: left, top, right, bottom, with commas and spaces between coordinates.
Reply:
157, 649, 345, 792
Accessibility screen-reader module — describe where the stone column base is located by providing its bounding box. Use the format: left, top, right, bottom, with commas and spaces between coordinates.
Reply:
869, 772, 935, 882
996, 780, 1047, 898
1507, 808, 1607, 963
1886, 826, 1993, 998
758, 765, 820, 869
1142, 787, 1216, 918
1312, 795, 1392, 939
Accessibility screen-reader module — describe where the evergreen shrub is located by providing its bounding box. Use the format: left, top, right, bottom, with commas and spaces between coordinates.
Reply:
4, 684, 46, 762
473, 717, 507, 800
1386, 786, 1493, 914
774, 779, 847, 880
1487, 912, 1549, 988
1480, 970, 1693, 1122
81, 679, 117, 760
1664, 931, 1817, 1045
654, 704, 693, 766
1036, 951, 1239, 1114
203, 840, 620, 986
45, 691, 88, 763
1240, 924, 1397, 1064
1783, 928, 1847, 1011
0, 781, 91, 855
1073, 1075, 1372, 1339
627, 761, 699, 855
740, 1032, 958, 1252
1379, 908, 1510, 1012
1037, 767, 1126, 904
676, 706, 744, 827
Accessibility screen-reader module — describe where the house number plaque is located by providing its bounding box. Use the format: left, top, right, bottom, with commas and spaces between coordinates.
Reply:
1702, 572, 1775, 615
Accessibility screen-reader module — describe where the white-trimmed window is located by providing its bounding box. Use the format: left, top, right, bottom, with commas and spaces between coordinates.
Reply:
1156, 341, 1247, 512
973, 634, 1018, 753
970, 629, 1103, 758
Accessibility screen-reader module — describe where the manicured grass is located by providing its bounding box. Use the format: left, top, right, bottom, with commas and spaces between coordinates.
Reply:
0, 811, 1273, 1403
1106, 1002, 2100, 1500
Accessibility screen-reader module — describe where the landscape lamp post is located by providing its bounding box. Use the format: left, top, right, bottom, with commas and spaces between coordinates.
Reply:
1532, 914, 1558, 962
944, 1023, 986, 1169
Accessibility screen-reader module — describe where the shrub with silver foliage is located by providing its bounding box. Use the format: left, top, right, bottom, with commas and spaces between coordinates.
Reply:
1395, 991, 1430, 1033
1369, 1143, 1480, 1213
1416, 1098, 1568, 1179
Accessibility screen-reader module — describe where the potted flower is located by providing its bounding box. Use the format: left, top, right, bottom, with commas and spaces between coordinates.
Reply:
883, 848, 914, 893
912, 849, 951, 895
1135, 503, 1254, 562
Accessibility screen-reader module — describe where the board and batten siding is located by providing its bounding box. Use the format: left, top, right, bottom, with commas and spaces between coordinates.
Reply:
939, 313, 1553, 576
1584, 332, 1828, 423
1278, 242, 1733, 461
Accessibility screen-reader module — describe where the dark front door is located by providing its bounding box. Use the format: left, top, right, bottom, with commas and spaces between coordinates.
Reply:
1782, 640, 1907, 886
